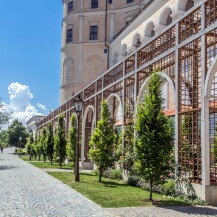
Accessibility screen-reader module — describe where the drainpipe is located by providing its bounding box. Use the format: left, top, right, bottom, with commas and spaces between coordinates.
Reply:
105, 0, 110, 69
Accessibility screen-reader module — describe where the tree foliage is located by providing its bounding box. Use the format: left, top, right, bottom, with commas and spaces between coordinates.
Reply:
46, 123, 54, 165
7, 119, 28, 148
0, 99, 10, 130
89, 100, 115, 182
41, 128, 47, 162
135, 72, 174, 201
67, 114, 77, 167
54, 114, 66, 168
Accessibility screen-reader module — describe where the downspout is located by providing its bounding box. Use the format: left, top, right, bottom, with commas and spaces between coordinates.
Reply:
105, 0, 110, 69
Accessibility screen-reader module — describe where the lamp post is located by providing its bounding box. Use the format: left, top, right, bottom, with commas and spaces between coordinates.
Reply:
19, 136, 22, 151
29, 130, 33, 161
74, 95, 83, 182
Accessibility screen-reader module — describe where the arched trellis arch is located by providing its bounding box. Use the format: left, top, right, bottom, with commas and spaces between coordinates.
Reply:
106, 93, 123, 123
204, 57, 217, 183
137, 72, 175, 105
82, 105, 95, 161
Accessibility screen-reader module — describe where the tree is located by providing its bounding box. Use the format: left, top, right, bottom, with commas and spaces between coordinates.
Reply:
46, 123, 54, 165
36, 135, 42, 161
54, 114, 66, 168
135, 72, 174, 201
0, 99, 10, 130
89, 100, 115, 182
0, 130, 8, 147
7, 119, 28, 148
66, 114, 77, 168
26, 132, 34, 160
41, 128, 47, 162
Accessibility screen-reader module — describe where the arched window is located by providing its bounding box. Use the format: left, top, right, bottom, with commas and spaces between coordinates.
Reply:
144, 21, 156, 37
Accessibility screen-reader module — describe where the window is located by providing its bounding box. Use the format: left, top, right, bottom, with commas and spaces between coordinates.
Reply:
66, 29, 73, 43
90, 26, 98, 40
68, 1, 73, 13
127, 0, 133, 3
91, 0, 98, 8
108, 0, 112, 3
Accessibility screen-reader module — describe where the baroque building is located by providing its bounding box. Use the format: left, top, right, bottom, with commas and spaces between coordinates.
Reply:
38, 0, 217, 204
61, 0, 149, 104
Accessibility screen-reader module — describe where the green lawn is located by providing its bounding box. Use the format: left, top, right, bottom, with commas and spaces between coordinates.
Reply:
48, 172, 189, 208
19, 155, 72, 170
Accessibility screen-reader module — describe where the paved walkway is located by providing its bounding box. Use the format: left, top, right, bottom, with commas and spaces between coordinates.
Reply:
0, 147, 111, 217
1, 147, 217, 217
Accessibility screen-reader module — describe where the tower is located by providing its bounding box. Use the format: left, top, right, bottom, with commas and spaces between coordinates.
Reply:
61, 0, 145, 104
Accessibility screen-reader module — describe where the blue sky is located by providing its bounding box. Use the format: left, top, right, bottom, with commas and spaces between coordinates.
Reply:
0, 0, 62, 125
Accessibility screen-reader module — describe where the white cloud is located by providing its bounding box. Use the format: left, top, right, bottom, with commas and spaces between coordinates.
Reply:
2, 82, 45, 128
37, 102, 46, 111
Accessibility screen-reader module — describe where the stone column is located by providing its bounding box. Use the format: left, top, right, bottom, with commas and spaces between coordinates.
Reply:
200, 3, 210, 186
78, 15, 84, 82
109, 13, 115, 41
175, 22, 179, 181
62, 21, 67, 47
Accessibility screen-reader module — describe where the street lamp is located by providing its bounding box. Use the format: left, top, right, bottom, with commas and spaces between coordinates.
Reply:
19, 136, 22, 151
29, 130, 33, 161
74, 95, 83, 182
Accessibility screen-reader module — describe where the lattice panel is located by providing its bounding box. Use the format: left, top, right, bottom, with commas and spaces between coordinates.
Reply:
179, 7, 201, 43
178, 39, 202, 112
178, 39, 202, 184
137, 25, 176, 67
97, 78, 103, 91
125, 75, 135, 122
96, 94, 102, 122
209, 71, 217, 183
206, 28, 217, 72
125, 54, 135, 75
178, 112, 202, 183
206, 0, 217, 27
84, 108, 94, 161
84, 83, 96, 100
104, 63, 123, 88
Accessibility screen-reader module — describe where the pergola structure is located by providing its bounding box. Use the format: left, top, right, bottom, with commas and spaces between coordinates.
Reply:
37, 0, 217, 204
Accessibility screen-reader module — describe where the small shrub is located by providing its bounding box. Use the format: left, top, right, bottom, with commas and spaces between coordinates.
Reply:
127, 176, 140, 187
163, 179, 175, 196
103, 168, 122, 180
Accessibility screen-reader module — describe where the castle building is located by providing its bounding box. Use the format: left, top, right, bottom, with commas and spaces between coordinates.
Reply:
38, 0, 217, 204
61, 0, 150, 104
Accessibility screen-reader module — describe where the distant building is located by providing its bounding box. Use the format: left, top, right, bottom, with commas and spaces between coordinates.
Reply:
26, 115, 45, 137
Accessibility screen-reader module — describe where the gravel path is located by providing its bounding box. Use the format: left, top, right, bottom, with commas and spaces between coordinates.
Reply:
0, 147, 111, 217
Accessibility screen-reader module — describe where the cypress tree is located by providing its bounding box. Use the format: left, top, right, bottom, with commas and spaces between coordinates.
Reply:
54, 114, 66, 168
135, 72, 174, 201
46, 123, 54, 165
89, 100, 115, 182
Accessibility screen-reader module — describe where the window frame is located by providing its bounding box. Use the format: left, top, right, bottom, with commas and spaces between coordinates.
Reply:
66, 28, 73, 43
91, 0, 98, 8
68, 1, 74, 13
89, 26, 98, 40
